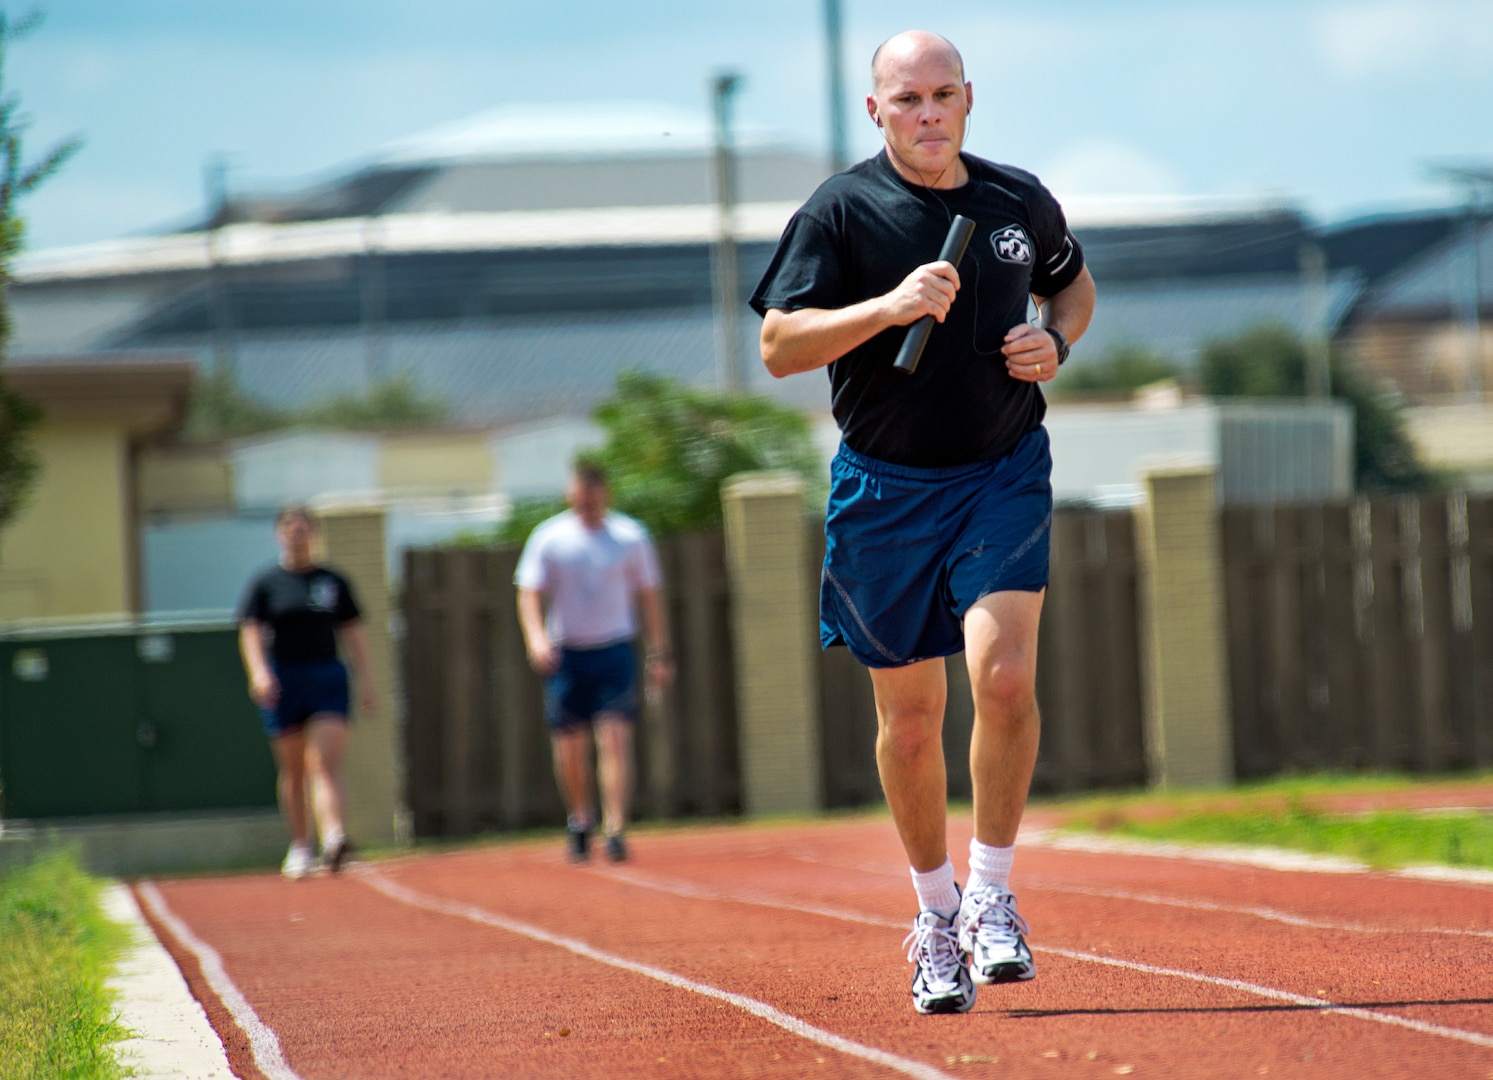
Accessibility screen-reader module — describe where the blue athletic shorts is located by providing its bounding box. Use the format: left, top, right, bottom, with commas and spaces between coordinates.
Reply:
261, 659, 350, 737
820, 425, 1053, 668
544, 641, 638, 731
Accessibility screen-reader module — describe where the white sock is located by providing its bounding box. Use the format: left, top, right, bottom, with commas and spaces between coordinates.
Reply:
967, 839, 1015, 895
321, 828, 345, 851
910, 858, 961, 919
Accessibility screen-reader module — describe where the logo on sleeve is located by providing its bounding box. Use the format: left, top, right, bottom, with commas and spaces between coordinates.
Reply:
991, 225, 1033, 265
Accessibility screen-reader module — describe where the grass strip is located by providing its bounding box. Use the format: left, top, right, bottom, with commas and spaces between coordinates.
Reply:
1070, 801, 1493, 870
0, 849, 131, 1080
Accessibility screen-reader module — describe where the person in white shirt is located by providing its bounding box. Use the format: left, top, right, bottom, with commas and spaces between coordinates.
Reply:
515, 461, 673, 862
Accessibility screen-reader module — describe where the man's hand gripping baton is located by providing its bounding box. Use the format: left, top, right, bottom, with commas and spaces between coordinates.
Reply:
892, 214, 977, 375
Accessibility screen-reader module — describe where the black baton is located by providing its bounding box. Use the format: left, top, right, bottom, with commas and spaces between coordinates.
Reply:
892, 214, 977, 375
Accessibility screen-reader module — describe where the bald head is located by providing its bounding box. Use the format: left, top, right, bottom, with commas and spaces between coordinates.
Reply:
870, 30, 964, 91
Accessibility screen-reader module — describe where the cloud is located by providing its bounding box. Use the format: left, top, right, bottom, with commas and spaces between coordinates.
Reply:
1039, 138, 1184, 200
1314, 1, 1493, 79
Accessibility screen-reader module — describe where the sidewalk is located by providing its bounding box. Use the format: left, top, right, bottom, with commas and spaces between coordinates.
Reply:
102, 883, 236, 1080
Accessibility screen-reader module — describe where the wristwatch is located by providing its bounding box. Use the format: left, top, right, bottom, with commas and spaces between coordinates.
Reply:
1045, 327, 1070, 366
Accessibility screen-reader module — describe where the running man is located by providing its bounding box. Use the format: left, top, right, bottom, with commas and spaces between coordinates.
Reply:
238, 506, 377, 879
750, 29, 1096, 1013
515, 461, 673, 863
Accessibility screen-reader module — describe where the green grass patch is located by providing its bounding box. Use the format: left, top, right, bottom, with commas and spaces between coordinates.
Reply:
1080, 804, 1493, 870
1052, 772, 1493, 870
0, 849, 132, 1080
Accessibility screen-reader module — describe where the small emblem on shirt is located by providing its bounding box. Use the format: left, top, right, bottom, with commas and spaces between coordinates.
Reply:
309, 578, 339, 612
992, 225, 1033, 265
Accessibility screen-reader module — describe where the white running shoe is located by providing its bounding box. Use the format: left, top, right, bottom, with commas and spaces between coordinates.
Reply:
958, 887, 1036, 985
903, 909, 976, 1014
281, 843, 316, 880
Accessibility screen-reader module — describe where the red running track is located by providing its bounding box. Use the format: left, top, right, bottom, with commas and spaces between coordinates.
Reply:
133, 814, 1493, 1079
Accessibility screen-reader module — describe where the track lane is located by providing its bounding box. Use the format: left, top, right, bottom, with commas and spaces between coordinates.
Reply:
370, 831, 1493, 1077
138, 816, 1493, 1079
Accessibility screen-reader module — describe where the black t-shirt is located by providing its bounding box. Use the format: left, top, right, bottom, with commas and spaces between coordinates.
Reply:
237, 565, 361, 665
750, 151, 1085, 468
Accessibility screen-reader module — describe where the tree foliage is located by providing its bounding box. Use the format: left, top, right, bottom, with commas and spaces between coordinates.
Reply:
184, 371, 449, 440
296, 373, 449, 431
1198, 323, 1435, 491
0, 11, 82, 533
1050, 345, 1181, 399
484, 370, 823, 546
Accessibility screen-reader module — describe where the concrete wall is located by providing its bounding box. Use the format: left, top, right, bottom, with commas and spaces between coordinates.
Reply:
1133, 463, 1234, 788
1406, 403, 1493, 490
721, 472, 822, 815
230, 432, 381, 510
490, 417, 604, 499
318, 506, 404, 847
0, 420, 131, 621
379, 432, 494, 496
138, 444, 234, 515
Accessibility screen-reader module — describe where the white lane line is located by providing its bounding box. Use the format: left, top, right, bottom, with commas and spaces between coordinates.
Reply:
1040, 947, 1493, 1049
1021, 829, 1369, 873
788, 846, 1493, 937
135, 882, 303, 1080
101, 884, 236, 1080
356, 869, 958, 1080
1029, 883, 1493, 940
593, 867, 1493, 1052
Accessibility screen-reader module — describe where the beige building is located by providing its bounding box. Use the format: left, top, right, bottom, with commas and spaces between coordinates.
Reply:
0, 361, 192, 622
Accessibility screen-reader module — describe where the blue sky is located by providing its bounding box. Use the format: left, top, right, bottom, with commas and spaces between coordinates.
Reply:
11, 0, 1493, 250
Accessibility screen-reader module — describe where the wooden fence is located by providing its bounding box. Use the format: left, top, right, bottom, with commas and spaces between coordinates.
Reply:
403, 530, 739, 835
1222, 493, 1493, 778
403, 509, 1146, 837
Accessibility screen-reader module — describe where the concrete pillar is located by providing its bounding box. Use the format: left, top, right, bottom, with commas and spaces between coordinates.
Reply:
721, 472, 822, 814
317, 505, 403, 846
1133, 464, 1234, 789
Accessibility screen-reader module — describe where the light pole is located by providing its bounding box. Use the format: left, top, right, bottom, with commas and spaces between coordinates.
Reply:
711, 71, 745, 394
203, 153, 237, 382
1427, 163, 1493, 402
1298, 240, 1331, 401
824, 0, 848, 174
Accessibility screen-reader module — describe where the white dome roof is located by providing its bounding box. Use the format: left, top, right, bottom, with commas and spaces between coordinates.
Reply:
374, 100, 785, 165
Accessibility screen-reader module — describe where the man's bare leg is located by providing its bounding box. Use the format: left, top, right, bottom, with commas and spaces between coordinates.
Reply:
270, 729, 311, 847
867, 658, 949, 873
551, 727, 596, 827
958, 588, 1044, 985
593, 714, 633, 838
305, 716, 349, 845
963, 589, 1045, 847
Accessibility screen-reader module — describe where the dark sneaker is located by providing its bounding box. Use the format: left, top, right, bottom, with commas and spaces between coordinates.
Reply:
604, 833, 628, 862
321, 836, 353, 874
903, 909, 976, 1015
958, 887, 1036, 985
566, 824, 591, 863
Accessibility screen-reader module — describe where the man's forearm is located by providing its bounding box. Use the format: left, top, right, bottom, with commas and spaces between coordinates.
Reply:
1039, 265, 1096, 347
239, 622, 269, 680
760, 298, 899, 377
516, 589, 548, 650
338, 621, 372, 681
638, 588, 669, 656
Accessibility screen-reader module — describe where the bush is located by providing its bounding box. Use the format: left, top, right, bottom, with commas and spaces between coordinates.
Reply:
185, 371, 448, 440
1051, 345, 1181, 398
461, 371, 824, 547
1197, 323, 1437, 491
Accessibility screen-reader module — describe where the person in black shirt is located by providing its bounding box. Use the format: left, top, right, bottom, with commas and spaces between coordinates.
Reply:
237, 505, 376, 879
751, 30, 1096, 1015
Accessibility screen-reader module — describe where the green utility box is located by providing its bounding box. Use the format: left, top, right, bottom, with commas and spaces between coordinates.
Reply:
0, 620, 276, 819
